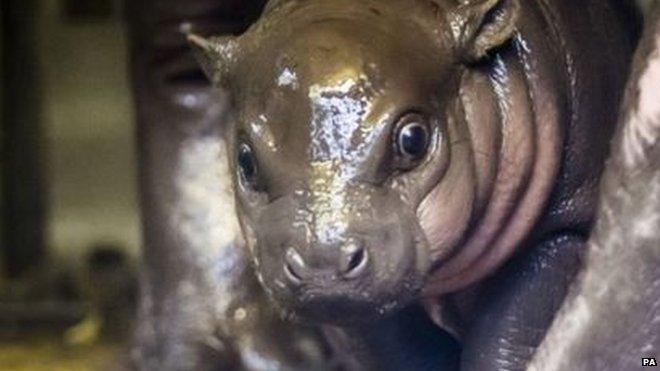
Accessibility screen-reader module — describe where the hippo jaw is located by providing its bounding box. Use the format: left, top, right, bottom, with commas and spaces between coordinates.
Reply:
189, 0, 520, 324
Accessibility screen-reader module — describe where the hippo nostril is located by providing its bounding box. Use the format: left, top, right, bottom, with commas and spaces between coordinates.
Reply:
284, 262, 302, 284
341, 242, 369, 279
284, 247, 306, 285
347, 248, 365, 271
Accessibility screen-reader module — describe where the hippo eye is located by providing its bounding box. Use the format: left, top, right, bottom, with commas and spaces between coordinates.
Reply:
394, 114, 430, 165
237, 142, 258, 187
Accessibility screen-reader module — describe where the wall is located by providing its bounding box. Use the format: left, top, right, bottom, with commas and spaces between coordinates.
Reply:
37, 0, 140, 264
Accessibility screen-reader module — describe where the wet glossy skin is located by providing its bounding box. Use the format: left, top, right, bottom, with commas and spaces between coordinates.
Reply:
189, 0, 637, 330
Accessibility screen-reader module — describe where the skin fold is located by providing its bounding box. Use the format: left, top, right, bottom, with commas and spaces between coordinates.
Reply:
128, 0, 642, 370
529, 3, 660, 369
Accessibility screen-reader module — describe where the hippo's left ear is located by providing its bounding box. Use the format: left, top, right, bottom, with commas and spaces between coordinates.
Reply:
186, 32, 241, 87
448, 0, 520, 62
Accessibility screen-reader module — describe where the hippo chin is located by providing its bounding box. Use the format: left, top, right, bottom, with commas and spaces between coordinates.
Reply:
188, 0, 637, 329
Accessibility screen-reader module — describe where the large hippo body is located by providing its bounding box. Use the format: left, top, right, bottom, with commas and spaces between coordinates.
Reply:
531, 3, 660, 369
128, 0, 639, 370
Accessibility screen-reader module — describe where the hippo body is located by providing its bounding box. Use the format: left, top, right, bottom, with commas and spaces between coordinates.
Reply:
192, 0, 635, 336
128, 0, 639, 370
186, 0, 638, 369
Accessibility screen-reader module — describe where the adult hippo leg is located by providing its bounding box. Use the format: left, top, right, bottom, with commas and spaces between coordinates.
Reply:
125, 1, 336, 370
528, 3, 660, 369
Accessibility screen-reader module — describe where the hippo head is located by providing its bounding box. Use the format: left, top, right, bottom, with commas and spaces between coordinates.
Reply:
190, 0, 519, 324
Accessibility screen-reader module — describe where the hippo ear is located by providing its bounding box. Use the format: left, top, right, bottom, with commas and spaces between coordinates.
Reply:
186, 32, 240, 87
448, 0, 520, 62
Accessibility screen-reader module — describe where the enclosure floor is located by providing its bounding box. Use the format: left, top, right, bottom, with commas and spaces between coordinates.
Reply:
0, 337, 122, 371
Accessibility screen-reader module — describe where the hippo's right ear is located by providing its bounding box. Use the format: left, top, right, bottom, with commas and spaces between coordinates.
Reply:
448, 0, 520, 62
186, 32, 240, 87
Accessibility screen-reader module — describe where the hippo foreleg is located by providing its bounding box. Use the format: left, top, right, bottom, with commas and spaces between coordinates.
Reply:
322, 305, 460, 371
459, 235, 585, 371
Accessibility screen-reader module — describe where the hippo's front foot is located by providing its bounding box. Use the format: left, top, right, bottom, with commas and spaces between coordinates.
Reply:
458, 234, 585, 371
323, 305, 461, 371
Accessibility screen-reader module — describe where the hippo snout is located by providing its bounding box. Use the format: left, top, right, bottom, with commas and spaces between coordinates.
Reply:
283, 238, 369, 284
270, 226, 394, 296
250, 192, 429, 324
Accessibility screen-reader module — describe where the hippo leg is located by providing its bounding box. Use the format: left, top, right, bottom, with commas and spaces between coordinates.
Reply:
459, 234, 584, 371
323, 305, 460, 371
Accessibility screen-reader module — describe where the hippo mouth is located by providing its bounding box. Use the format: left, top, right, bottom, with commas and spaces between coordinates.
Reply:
276, 277, 426, 326
257, 233, 431, 325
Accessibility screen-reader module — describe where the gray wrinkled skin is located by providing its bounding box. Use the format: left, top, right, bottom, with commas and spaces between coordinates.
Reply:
529, 3, 660, 370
